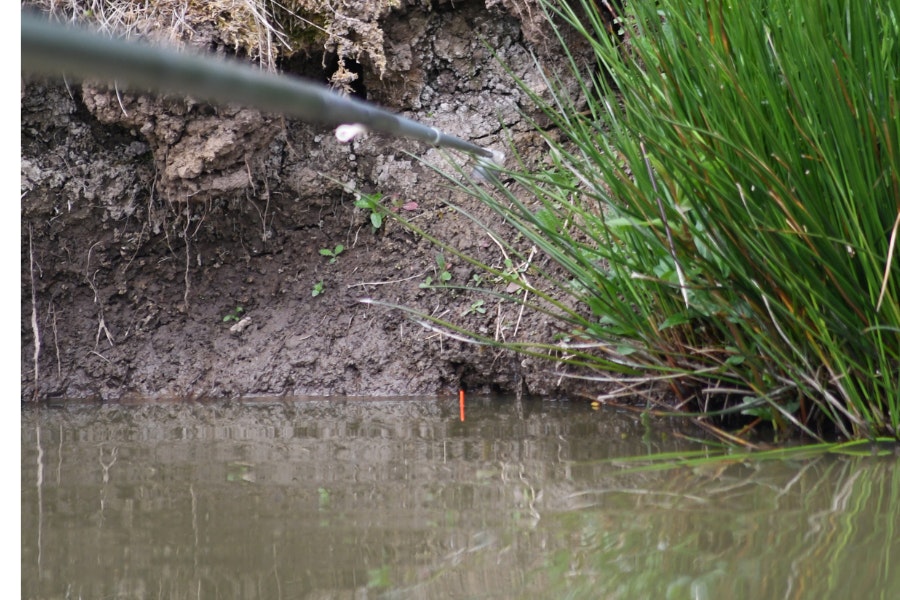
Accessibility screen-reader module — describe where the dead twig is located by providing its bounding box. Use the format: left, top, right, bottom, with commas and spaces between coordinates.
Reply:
346, 269, 430, 288
514, 246, 537, 338
484, 231, 537, 338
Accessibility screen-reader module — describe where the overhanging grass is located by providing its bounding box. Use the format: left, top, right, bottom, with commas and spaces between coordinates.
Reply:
408, 0, 899, 440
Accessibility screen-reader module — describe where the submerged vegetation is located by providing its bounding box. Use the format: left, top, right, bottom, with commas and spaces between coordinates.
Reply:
411, 0, 899, 440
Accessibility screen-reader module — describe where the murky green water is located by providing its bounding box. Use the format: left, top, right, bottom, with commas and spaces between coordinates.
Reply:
21, 397, 900, 599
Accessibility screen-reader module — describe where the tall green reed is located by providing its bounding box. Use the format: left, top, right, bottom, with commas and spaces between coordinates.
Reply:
410, 0, 899, 439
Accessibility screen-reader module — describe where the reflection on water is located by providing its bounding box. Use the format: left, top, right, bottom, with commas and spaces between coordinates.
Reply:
21, 397, 900, 599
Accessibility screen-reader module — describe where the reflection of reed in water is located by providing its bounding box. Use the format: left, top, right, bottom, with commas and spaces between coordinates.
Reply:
20, 402, 900, 599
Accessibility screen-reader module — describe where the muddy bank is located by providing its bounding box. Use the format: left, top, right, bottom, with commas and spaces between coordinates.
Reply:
21, 1, 597, 402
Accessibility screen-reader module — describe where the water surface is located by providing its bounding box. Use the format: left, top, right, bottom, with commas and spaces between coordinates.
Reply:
21, 397, 900, 599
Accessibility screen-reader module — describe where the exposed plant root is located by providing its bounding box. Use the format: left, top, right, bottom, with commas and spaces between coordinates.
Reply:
85, 242, 115, 349
29, 225, 41, 402
244, 159, 275, 244
49, 301, 61, 379
182, 203, 192, 311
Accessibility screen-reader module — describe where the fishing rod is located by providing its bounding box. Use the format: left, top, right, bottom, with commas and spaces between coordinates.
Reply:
21, 12, 503, 166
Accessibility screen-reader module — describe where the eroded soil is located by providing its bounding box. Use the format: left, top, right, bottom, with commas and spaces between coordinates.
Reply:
21, 0, 598, 402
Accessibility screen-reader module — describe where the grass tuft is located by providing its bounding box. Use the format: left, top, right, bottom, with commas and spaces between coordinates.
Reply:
414, 0, 899, 440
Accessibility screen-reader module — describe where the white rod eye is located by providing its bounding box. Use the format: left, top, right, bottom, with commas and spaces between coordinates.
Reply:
335, 123, 368, 143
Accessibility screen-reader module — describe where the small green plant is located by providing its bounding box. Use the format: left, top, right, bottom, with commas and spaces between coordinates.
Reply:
222, 306, 244, 323
436, 253, 452, 282
319, 244, 344, 264
355, 191, 386, 230
420, 253, 453, 288
462, 299, 487, 316
311, 281, 325, 297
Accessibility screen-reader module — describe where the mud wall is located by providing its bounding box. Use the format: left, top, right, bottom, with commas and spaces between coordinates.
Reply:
21, 0, 593, 401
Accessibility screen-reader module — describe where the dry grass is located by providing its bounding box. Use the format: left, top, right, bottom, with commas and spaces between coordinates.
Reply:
31, 0, 399, 88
